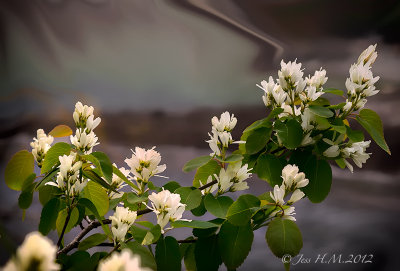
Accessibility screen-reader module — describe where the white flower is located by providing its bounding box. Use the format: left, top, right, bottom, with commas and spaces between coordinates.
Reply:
306, 68, 328, 88
301, 132, 314, 146
270, 184, 285, 205
281, 164, 309, 190
2, 232, 59, 271
214, 168, 232, 194
148, 189, 186, 231
287, 189, 305, 205
300, 86, 324, 102
282, 206, 297, 221
278, 104, 301, 118
86, 115, 101, 132
109, 164, 129, 199
342, 141, 371, 171
301, 108, 315, 132
214, 162, 251, 194
211, 111, 237, 132
357, 44, 377, 67
218, 131, 232, 147
278, 59, 304, 91
110, 206, 137, 242
97, 249, 151, 271
259, 76, 287, 106
206, 131, 221, 156
343, 101, 353, 112
73, 101, 95, 128
124, 147, 166, 183
70, 129, 99, 154
30, 129, 54, 167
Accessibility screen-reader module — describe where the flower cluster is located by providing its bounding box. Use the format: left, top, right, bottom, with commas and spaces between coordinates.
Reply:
108, 163, 130, 199
269, 165, 309, 221
30, 129, 54, 167
125, 147, 166, 184
47, 153, 86, 197
342, 45, 379, 115
148, 189, 188, 232
208, 162, 252, 195
206, 112, 239, 156
109, 206, 137, 243
97, 249, 150, 271
2, 232, 59, 271
70, 101, 101, 154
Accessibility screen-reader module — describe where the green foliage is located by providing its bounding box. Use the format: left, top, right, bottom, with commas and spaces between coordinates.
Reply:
78, 233, 108, 251
175, 187, 202, 210
39, 198, 61, 235
193, 160, 220, 187
346, 126, 364, 142
131, 224, 162, 245
183, 155, 212, 172
356, 108, 390, 154
38, 185, 61, 206
266, 218, 303, 258
122, 241, 157, 270
203, 194, 233, 218
256, 153, 284, 187
195, 235, 222, 271
41, 142, 71, 174
5, 150, 34, 191
226, 194, 260, 226
245, 127, 272, 154
81, 181, 109, 216
91, 151, 113, 182
274, 119, 303, 149
171, 220, 219, 229
322, 88, 344, 96
162, 181, 181, 192
182, 243, 197, 271
18, 173, 36, 209
308, 105, 334, 118
56, 207, 79, 235
49, 124, 73, 137
218, 221, 254, 269
155, 236, 181, 271
290, 151, 332, 203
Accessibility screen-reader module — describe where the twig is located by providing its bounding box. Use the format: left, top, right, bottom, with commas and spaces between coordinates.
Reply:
57, 208, 72, 247
198, 180, 218, 190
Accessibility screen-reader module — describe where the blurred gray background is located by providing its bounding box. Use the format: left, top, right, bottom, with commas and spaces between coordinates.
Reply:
1, 0, 400, 270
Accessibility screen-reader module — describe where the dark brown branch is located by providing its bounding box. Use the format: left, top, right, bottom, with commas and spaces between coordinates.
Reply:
198, 179, 218, 190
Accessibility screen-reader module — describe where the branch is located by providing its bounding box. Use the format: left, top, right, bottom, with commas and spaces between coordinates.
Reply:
57, 208, 72, 247
58, 182, 213, 256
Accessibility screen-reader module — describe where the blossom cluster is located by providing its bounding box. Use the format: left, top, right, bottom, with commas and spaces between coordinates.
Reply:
98, 249, 150, 271
70, 101, 101, 154
110, 206, 137, 243
206, 112, 239, 157
269, 165, 309, 221
30, 129, 54, 168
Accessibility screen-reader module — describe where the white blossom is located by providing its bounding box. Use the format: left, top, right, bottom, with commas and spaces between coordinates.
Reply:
342, 141, 371, 172
2, 232, 59, 271
148, 189, 187, 231
270, 184, 285, 205
109, 164, 129, 199
278, 104, 301, 118
211, 111, 237, 133
73, 102, 95, 128
70, 129, 99, 154
300, 132, 314, 146
306, 68, 328, 89
269, 206, 297, 221
281, 164, 309, 190
30, 129, 54, 167
86, 115, 101, 132
258, 76, 287, 107
97, 249, 150, 271
323, 145, 340, 158
110, 206, 137, 243
357, 44, 377, 66
124, 147, 166, 183
300, 86, 324, 102
301, 108, 315, 132
214, 168, 232, 194
278, 59, 304, 91
287, 189, 305, 205
214, 162, 251, 194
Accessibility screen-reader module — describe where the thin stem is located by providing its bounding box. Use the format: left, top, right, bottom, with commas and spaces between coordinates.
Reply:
57, 206, 72, 247
198, 179, 218, 190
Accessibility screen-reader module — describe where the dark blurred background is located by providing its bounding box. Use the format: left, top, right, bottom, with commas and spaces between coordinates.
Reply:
1, 0, 400, 270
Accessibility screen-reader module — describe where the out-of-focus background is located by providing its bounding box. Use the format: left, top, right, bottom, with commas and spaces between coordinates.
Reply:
1, 0, 400, 270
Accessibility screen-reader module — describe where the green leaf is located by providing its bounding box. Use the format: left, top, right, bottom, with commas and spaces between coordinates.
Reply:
78, 233, 108, 251
112, 165, 139, 191
175, 187, 202, 210
56, 207, 79, 235
290, 152, 332, 203
274, 120, 303, 149
308, 105, 334, 118
39, 197, 61, 235
126, 193, 147, 205
155, 236, 181, 271
346, 126, 364, 142
335, 158, 346, 169
245, 127, 271, 154
195, 235, 222, 271
183, 243, 197, 271
266, 218, 303, 258
171, 220, 219, 229
18, 173, 36, 209
256, 154, 284, 187
203, 194, 234, 218
142, 225, 162, 245
39, 185, 61, 206
322, 88, 344, 96
226, 194, 260, 226
356, 109, 390, 154
193, 160, 220, 188
41, 142, 71, 174
328, 102, 346, 110
82, 170, 114, 192
243, 117, 272, 134
91, 152, 113, 182
191, 197, 207, 217
162, 181, 181, 192
36, 166, 59, 189
5, 150, 34, 191
49, 125, 73, 137
218, 154, 244, 163
81, 181, 109, 216
218, 221, 254, 269
183, 156, 212, 172
122, 241, 157, 270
